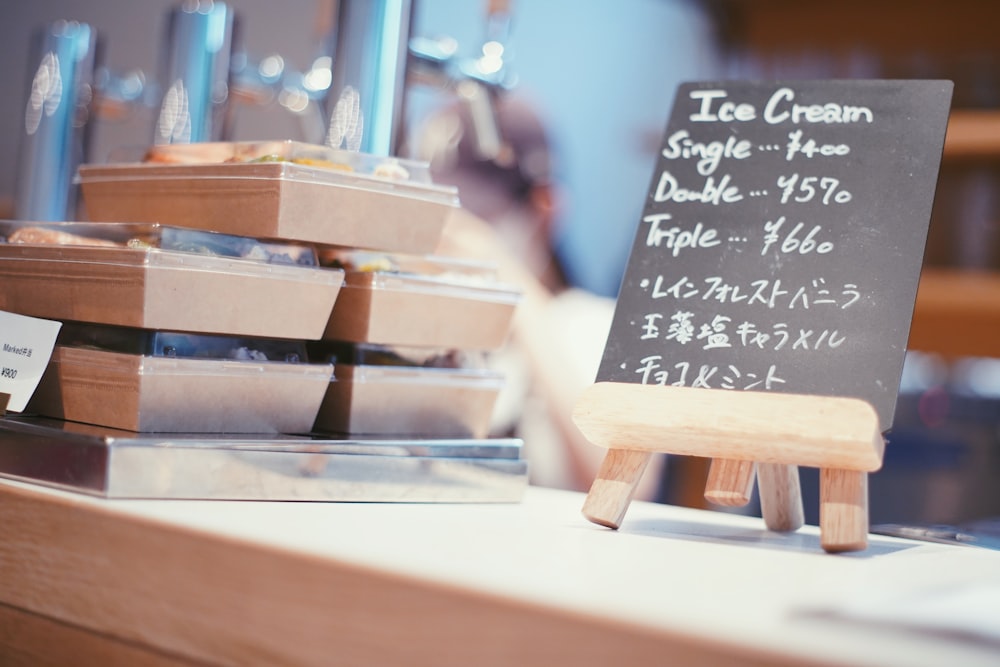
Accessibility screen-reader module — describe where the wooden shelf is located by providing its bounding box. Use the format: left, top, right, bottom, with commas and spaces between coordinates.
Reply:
910, 268, 1000, 358
945, 111, 1000, 159
709, 1, 1000, 161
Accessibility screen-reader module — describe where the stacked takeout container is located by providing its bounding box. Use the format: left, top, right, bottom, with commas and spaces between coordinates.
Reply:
308, 249, 519, 438
0, 220, 341, 433
0, 140, 526, 500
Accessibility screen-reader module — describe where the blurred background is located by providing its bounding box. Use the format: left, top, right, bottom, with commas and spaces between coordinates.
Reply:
2, 0, 1000, 529
0, 0, 722, 297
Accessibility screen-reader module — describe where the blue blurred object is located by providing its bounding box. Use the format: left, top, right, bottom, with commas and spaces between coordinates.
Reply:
15, 20, 98, 221
324, 0, 411, 155
154, 0, 235, 144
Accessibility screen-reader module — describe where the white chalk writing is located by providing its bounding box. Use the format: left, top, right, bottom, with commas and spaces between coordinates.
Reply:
643, 214, 721, 255
661, 129, 753, 176
643, 274, 861, 309
688, 87, 874, 126
634, 355, 786, 391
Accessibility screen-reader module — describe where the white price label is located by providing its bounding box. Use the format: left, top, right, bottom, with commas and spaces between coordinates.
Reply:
0, 311, 62, 413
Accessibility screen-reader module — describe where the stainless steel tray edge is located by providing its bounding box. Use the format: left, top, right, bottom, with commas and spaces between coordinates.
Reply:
0, 417, 527, 503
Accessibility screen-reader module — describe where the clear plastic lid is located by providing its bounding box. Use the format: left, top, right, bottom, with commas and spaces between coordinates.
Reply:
81, 140, 460, 207
308, 341, 488, 370
142, 140, 430, 182
318, 249, 521, 301
57, 322, 310, 363
0, 220, 318, 266
343, 363, 505, 389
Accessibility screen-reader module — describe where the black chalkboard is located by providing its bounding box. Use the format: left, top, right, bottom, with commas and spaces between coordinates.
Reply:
598, 80, 953, 431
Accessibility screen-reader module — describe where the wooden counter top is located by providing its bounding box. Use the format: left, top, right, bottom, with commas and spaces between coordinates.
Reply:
1, 477, 999, 666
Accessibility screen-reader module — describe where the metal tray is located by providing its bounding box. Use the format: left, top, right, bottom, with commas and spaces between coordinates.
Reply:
0, 417, 527, 503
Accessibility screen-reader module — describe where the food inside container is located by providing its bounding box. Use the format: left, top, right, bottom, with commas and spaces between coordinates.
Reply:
76, 140, 460, 253
141, 140, 420, 181
56, 323, 311, 362
309, 342, 503, 438
27, 323, 333, 433
318, 250, 520, 349
0, 220, 319, 265
0, 220, 343, 339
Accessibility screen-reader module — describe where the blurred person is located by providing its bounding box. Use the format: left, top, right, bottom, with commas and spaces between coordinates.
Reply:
417, 94, 566, 292
415, 93, 664, 497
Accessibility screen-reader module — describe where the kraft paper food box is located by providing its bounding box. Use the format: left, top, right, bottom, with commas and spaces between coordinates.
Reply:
0, 221, 343, 339
319, 250, 520, 350
309, 343, 502, 438
28, 323, 333, 434
77, 141, 460, 254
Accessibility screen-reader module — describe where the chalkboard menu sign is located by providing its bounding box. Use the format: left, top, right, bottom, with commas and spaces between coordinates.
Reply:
597, 80, 953, 431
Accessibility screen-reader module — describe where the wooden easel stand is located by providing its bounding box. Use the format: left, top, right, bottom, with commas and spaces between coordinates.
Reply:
573, 382, 884, 553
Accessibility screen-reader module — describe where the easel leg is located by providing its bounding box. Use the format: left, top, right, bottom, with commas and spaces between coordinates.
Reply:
581, 448, 652, 529
703, 459, 756, 507
758, 463, 804, 532
819, 468, 868, 553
